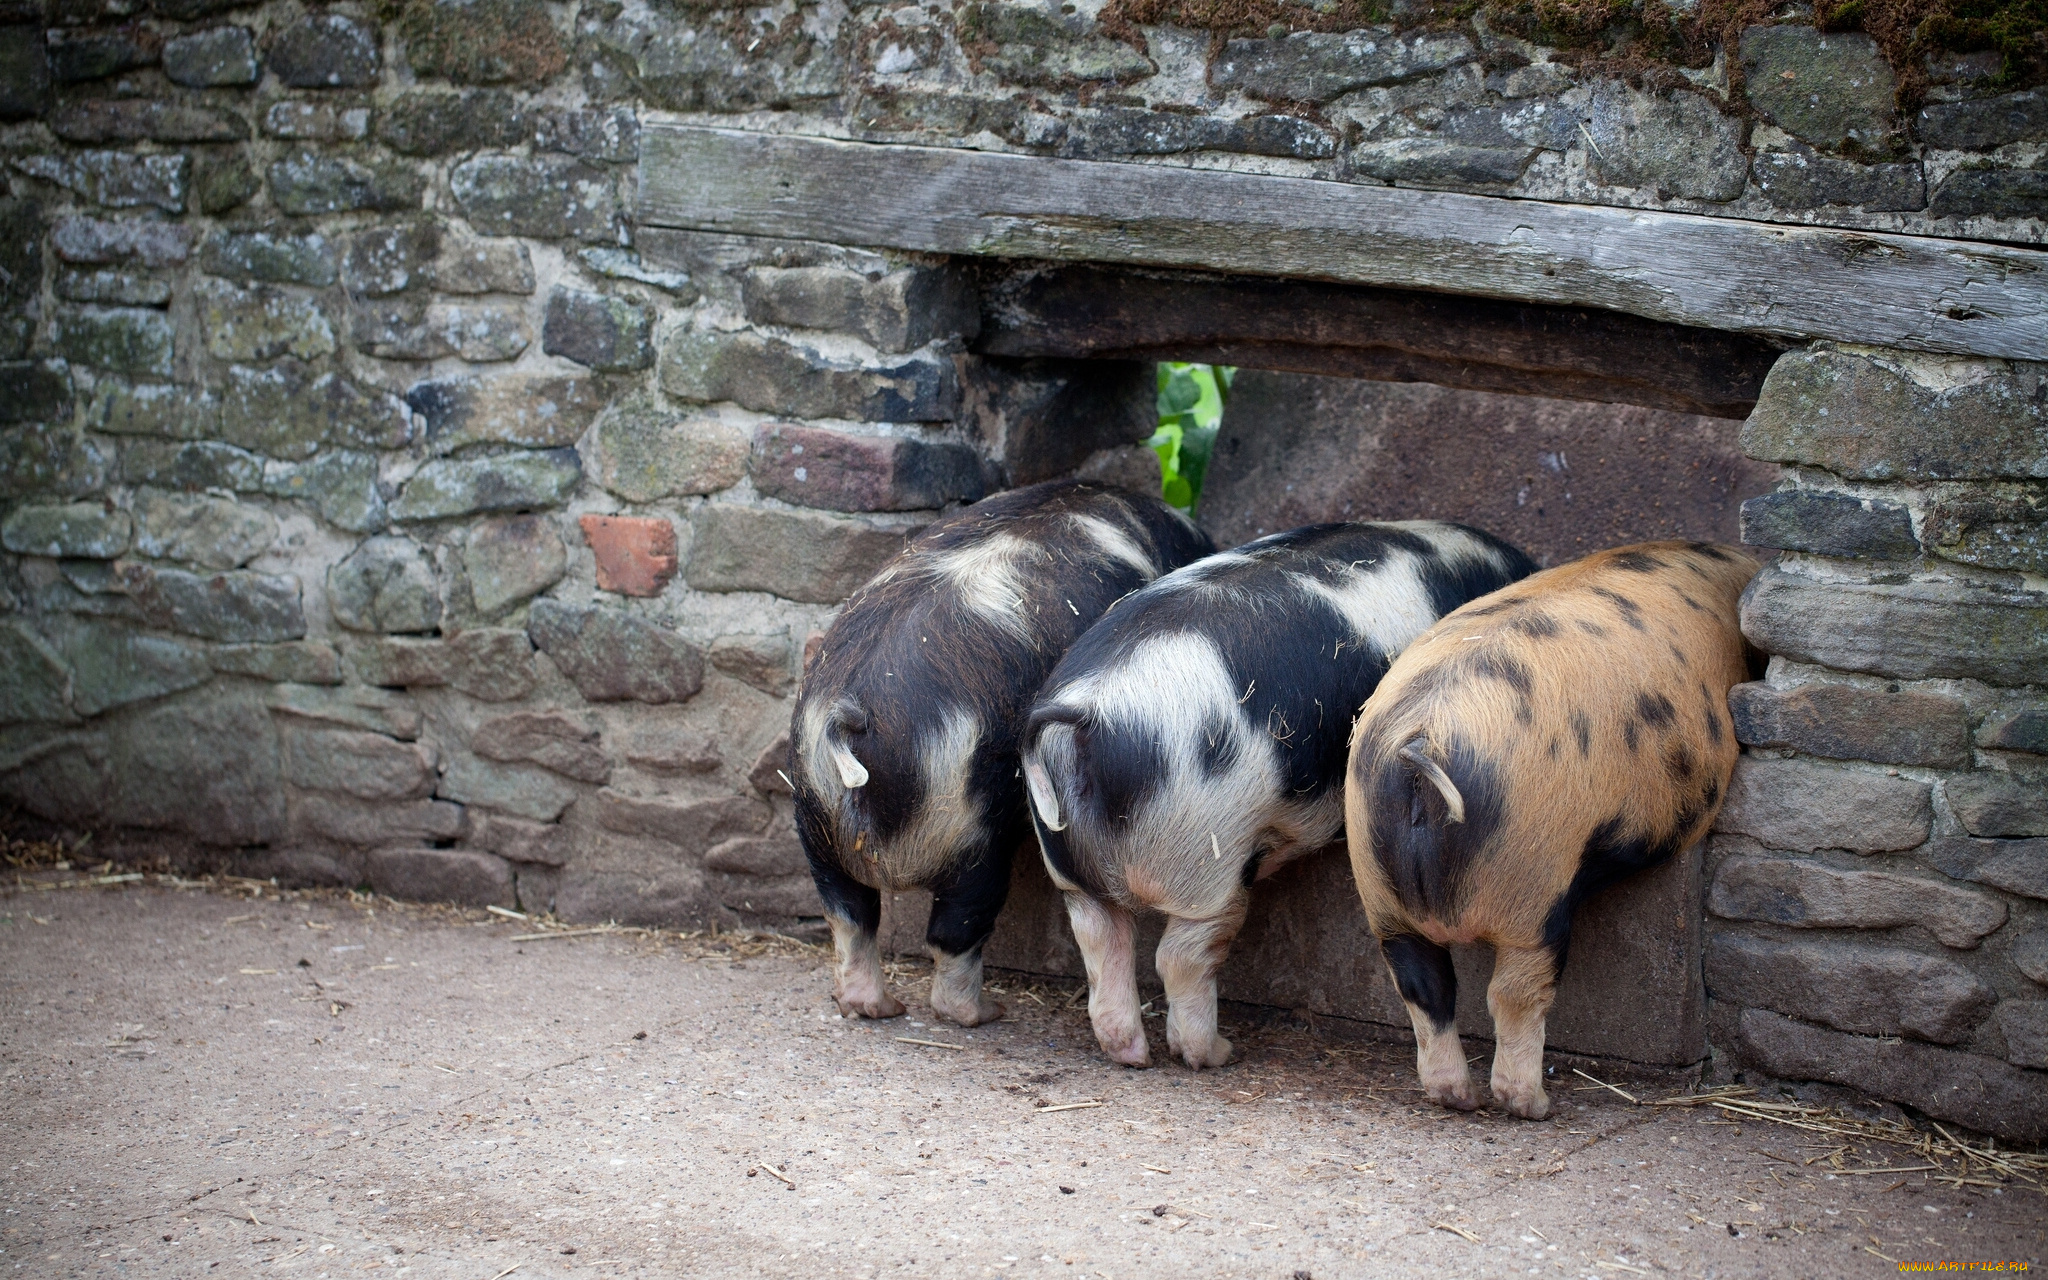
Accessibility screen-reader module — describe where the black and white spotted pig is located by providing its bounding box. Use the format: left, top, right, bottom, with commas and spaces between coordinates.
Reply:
1344, 541, 1759, 1119
1019, 522, 1535, 1069
790, 481, 1214, 1027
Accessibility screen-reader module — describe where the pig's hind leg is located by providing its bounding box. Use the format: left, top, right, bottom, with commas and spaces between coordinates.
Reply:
1064, 892, 1149, 1066
808, 848, 905, 1020
1485, 943, 1557, 1119
1157, 902, 1247, 1070
925, 848, 1012, 1027
1381, 932, 1478, 1110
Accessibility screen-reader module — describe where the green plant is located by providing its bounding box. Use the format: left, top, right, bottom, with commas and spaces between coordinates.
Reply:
1149, 362, 1233, 512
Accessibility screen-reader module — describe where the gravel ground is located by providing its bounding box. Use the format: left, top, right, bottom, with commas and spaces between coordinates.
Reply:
1, 878, 2041, 1279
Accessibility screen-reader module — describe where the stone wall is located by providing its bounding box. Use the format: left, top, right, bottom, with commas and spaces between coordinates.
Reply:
0, 0, 2043, 1137
1710, 344, 2047, 1141
0, 0, 1162, 927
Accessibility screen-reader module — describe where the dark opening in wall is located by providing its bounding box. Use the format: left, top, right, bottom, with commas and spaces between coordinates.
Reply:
978, 260, 1788, 564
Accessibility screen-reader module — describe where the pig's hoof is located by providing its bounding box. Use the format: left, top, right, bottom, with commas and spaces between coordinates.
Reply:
934, 995, 1005, 1027
1098, 1030, 1152, 1068
1425, 1077, 1481, 1111
1177, 1035, 1232, 1071
836, 991, 907, 1020
1492, 1081, 1550, 1120
1168, 1019, 1232, 1069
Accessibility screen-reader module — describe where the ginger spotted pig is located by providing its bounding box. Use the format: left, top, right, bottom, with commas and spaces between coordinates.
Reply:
790, 481, 1212, 1027
1344, 541, 1760, 1119
1020, 522, 1534, 1069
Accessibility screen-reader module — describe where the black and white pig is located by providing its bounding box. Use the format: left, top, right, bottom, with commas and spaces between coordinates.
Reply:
790, 480, 1214, 1027
1019, 522, 1535, 1068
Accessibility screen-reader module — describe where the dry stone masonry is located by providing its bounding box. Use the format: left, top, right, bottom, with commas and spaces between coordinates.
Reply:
1711, 345, 2048, 1141
0, 0, 2042, 1136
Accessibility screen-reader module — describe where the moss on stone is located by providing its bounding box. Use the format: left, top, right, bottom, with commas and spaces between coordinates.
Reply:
393, 0, 570, 85
1102, 0, 2046, 100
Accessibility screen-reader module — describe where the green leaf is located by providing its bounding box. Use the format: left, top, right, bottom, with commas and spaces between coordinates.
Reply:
1147, 420, 1183, 474
1159, 370, 1202, 415
1150, 363, 1234, 512
1187, 365, 1224, 427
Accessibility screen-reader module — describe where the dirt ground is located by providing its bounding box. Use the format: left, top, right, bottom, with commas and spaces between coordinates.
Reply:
1, 877, 2042, 1280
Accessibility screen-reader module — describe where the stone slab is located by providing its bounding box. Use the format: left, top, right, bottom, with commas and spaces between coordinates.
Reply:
1739, 490, 1920, 560
462, 515, 566, 616
685, 505, 922, 605
743, 265, 978, 354
1199, 370, 1778, 566
1737, 1008, 2047, 1143
526, 600, 704, 704
1708, 932, 1995, 1043
708, 633, 793, 697
1713, 757, 1932, 853
1744, 345, 2047, 482
884, 840, 1708, 1066
296, 794, 467, 845
749, 423, 986, 513
1727, 679, 1970, 768
365, 847, 514, 908
268, 683, 422, 740
116, 563, 306, 644
1921, 837, 2048, 902
268, 679, 428, 737
211, 634, 339, 684
1740, 565, 2048, 688
437, 751, 577, 823
588, 396, 749, 503
107, 689, 285, 845
1947, 773, 2048, 839
469, 812, 573, 867
1708, 853, 2006, 948
471, 710, 609, 784
283, 724, 436, 801
590, 790, 770, 857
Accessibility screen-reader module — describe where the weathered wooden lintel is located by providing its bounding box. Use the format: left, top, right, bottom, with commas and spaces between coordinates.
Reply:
637, 125, 2048, 363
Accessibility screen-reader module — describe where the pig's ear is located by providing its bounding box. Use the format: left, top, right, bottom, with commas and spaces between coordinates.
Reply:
1022, 756, 1065, 831
1397, 739, 1464, 825
829, 740, 870, 789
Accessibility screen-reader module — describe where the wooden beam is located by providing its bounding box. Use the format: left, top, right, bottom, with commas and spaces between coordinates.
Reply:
975, 264, 1782, 418
637, 125, 2048, 362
